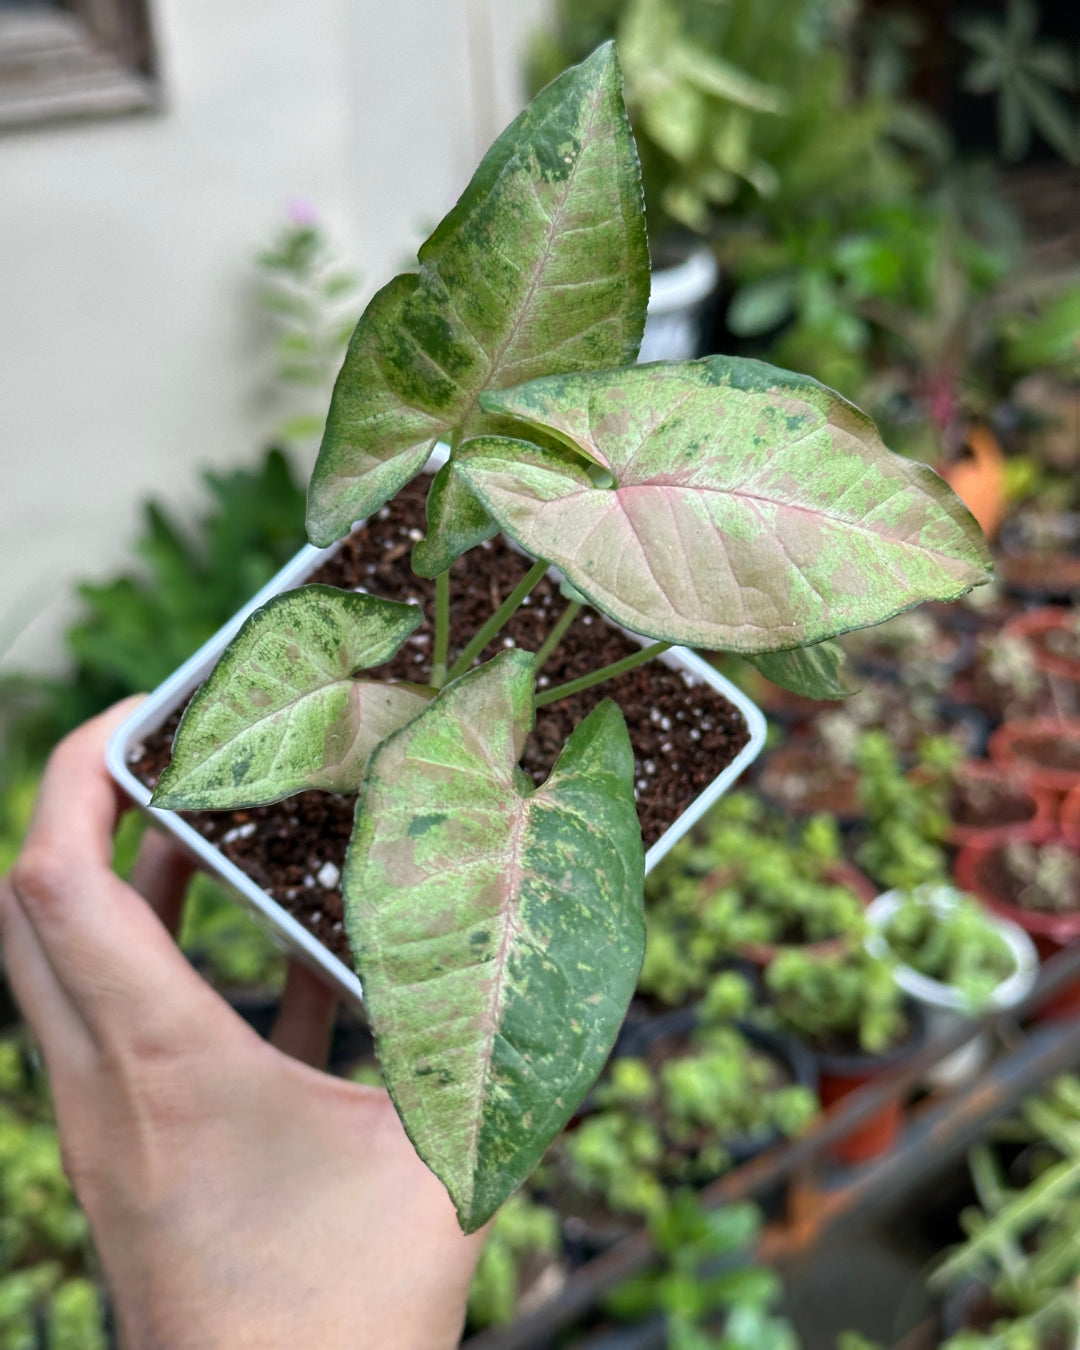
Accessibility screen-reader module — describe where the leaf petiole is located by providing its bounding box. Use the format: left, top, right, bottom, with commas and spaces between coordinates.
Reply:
447, 559, 549, 681
534, 600, 581, 675
534, 641, 672, 708
431, 570, 451, 687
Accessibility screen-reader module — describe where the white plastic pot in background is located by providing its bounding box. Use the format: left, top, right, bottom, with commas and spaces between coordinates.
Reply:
866, 886, 1039, 1088
639, 245, 719, 363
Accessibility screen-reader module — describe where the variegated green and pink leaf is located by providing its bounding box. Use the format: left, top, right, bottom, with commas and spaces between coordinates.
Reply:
455, 357, 992, 653
343, 650, 645, 1231
151, 586, 429, 810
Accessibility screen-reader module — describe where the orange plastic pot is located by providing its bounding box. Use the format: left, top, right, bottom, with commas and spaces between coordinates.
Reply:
815, 1007, 925, 1166
1004, 609, 1080, 683
955, 823, 1080, 1020
989, 719, 1080, 797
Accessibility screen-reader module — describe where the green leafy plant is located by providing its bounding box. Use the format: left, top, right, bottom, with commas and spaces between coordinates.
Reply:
149, 45, 990, 1230
0, 1037, 106, 1350
932, 1076, 1080, 1350
256, 210, 363, 450
528, 0, 914, 240
765, 943, 906, 1056
855, 730, 961, 892
957, 0, 1078, 166
878, 886, 1017, 1009
605, 1192, 798, 1350
641, 797, 859, 1003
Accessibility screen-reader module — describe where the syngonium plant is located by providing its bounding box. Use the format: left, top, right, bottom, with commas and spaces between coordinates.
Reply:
150, 44, 991, 1231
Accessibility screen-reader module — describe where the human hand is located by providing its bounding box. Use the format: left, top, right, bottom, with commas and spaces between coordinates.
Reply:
0, 699, 484, 1350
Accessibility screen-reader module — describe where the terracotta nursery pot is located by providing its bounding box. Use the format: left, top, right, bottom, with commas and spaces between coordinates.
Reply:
945, 758, 1057, 848
815, 1003, 926, 1167
756, 741, 862, 824
989, 719, 1080, 797
1004, 608, 1080, 683
731, 861, 877, 969
1063, 788, 1080, 847
954, 823, 1080, 1021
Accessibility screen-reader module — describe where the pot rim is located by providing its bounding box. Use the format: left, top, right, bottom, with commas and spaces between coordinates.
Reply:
813, 998, 927, 1077
954, 822, 1080, 944
989, 718, 1080, 793
104, 451, 766, 1007
865, 886, 1039, 1013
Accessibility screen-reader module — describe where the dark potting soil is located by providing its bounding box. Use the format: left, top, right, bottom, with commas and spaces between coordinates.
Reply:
951, 778, 1036, 830
130, 475, 749, 967
978, 848, 1080, 916
1008, 734, 1080, 774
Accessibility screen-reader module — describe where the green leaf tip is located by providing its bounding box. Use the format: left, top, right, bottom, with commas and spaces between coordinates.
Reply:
344, 649, 645, 1232
748, 640, 857, 701
306, 39, 648, 547
458, 356, 993, 653
150, 585, 428, 811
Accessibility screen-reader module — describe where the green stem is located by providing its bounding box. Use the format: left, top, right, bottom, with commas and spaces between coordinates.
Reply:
534, 601, 581, 675
431, 570, 451, 688
447, 559, 549, 682
535, 641, 672, 708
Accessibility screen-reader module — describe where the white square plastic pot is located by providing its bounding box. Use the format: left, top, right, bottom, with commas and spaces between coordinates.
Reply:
106, 520, 766, 1008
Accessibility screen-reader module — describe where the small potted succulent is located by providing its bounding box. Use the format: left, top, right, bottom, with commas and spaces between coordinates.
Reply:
866, 884, 1037, 1086
989, 719, 1080, 796
1004, 607, 1080, 684
945, 757, 1056, 848
640, 797, 872, 1004
955, 825, 1080, 1020
106, 45, 988, 1231
763, 941, 921, 1166
547, 972, 815, 1245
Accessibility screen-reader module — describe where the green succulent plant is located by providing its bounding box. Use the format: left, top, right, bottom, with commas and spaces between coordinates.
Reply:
880, 886, 1017, 1010
765, 943, 906, 1056
147, 45, 990, 1230
467, 1193, 562, 1329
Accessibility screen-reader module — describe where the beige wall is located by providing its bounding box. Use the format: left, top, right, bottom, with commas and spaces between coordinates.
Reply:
0, 0, 547, 670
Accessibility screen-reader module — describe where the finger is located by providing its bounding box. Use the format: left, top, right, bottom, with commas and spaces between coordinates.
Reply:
270, 961, 338, 1068
0, 878, 97, 1072
12, 699, 224, 1036
129, 827, 195, 938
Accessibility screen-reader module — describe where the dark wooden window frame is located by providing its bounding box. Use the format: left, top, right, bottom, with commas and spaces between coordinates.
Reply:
0, 0, 160, 131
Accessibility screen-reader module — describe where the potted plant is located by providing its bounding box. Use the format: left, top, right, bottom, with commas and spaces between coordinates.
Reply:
602, 1192, 797, 1350
547, 972, 815, 1245
989, 719, 1080, 796
105, 46, 989, 1232
763, 942, 921, 1165
854, 730, 960, 893
955, 825, 1080, 1020
1004, 607, 1080, 684
865, 884, 1037, 1086
641, 796, 873, 1001
945, 758, 1056, 848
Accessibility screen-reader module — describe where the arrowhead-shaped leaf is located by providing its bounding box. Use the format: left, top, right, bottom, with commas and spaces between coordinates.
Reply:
455, 357, 993, 653
747, 640, 855, 700
151, 586, 428, 810
307, 41, 649, 548
344, 649, 645, 1232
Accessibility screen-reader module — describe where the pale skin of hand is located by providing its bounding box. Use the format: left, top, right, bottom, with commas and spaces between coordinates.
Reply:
0, 698, 485, 1350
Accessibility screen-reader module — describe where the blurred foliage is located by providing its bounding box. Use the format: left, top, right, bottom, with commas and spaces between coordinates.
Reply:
957, 0, 1078, 166
0, 1036, 106, 1350
527, 0, 919, 241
